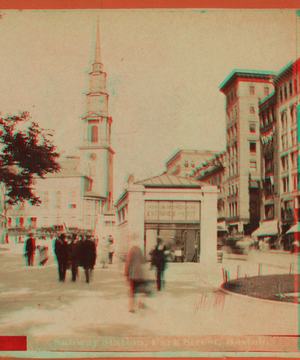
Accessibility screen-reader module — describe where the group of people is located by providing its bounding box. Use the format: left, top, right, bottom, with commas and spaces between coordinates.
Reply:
54, 234, 115, 283
125, 236, 168, 313
24, 232, 115, 284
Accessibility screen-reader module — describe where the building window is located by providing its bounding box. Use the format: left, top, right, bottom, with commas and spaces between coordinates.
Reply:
291, 151, 298, 168
282, 176, 289, 193
264, 86, 269, 97
291, 106, 297, 124
293, 173, 299, 190
249, 123, 255, 133
250, 160, 257, 171
249, 141, 256, 153
291, 130, 297, 146
289, 79, 293, 96
91, 125, 98, 143
281, 155, 289, 171
281, 111, 287, 129
284, 83, 288, 99
265, 204, 274, 220
280, 87, 283, 102
281, 134, 288, 150
249, 85, 255, 95
249, 105, 255, 114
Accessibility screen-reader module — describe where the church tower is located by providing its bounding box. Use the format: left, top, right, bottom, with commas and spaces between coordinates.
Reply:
79, 20, 114, 210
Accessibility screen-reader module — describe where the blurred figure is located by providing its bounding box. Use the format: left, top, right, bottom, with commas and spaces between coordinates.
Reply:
81, 236, 96, 283
37, 245, 48, 266
125, 237, 147, 313
69, 234, 80, 282
24, 233, 36, 266
99, 237, 109, 268
150, 237, 167, 291
54, 233, 69, 282
108, 235, 115, 264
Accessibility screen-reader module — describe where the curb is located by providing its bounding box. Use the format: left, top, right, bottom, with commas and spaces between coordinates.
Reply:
220, 282, 300, 306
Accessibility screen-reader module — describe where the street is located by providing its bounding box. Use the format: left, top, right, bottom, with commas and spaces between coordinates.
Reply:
0, 248, 299, 354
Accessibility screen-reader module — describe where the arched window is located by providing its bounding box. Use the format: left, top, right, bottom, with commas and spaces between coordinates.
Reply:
91, 125, 98, 143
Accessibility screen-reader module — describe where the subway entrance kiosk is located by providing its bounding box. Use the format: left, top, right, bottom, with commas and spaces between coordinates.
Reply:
115, 173, 218, 267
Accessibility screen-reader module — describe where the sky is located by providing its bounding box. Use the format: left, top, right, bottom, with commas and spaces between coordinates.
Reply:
0, 9, 298, 199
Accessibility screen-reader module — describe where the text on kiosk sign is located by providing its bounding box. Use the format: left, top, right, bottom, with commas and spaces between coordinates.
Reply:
144, 201, 200, 222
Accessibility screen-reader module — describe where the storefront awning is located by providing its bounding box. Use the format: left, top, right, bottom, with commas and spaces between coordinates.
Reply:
217, 220, 227, 231
286, 223, 300, 234
251, 220, 278, 237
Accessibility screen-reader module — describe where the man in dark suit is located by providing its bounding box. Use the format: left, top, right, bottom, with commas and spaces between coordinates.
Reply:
54, 233, 69, 282
25, 233, 35, 266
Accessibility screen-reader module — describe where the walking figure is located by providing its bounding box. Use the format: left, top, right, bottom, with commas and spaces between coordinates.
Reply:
150, 237, 167, 291
24, 233, 36, 266
99, 237, 109, 268
81, 236, 96, 283
69, 234, 80, 282
108, 236, 115, 264
125, 236, 148, 313
54, 233, 69, 282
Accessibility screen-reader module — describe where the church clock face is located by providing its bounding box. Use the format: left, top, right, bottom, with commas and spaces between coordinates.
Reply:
89, 153, 97, 161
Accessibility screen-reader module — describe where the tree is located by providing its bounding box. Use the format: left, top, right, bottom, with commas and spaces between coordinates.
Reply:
0, 111, 60, 205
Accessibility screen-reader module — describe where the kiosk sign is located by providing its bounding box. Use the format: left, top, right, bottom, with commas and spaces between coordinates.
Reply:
145, 201, 200, 222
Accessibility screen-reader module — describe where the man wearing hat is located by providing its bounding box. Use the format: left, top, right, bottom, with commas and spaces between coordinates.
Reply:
149, 237, 167, 291
25, 233, 36, 266
54, 233, 69, 282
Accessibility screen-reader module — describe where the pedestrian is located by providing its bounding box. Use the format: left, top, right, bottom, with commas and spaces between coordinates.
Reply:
99, 237, 109, 268
125, 235, 148, 313
81, 236, 96, 283
108, 236, 115, 264
54, 233, 69, 282
24, 233, 36, 266
69, 234, 80, 282
149, 237, 167, 291
37, 245, 48, 266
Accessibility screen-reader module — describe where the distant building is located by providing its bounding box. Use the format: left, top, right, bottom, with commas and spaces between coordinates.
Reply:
219, 70, 275, 233
165, 149, 220, 178
273, 60, 300, 236
194, 152, 226, 224
4, 22, 115, 243
256, 91, 280, 236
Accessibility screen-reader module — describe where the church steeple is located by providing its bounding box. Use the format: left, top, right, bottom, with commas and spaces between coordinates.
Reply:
94, 19, 101, 65
78, 20, 114, 210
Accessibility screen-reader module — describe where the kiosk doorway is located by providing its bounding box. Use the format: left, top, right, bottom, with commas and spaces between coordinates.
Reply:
145, 226, 200, 262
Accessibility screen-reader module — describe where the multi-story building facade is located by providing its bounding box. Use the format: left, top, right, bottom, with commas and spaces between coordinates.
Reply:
258, 92, 280, 224
165, 149, 220, 178
194, 152, 226, 224
219, 70, 275, 233
273, 60, 300, 235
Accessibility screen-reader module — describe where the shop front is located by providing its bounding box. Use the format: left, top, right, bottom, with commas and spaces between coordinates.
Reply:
115, 173, 218, 267
144, 200, 200, 262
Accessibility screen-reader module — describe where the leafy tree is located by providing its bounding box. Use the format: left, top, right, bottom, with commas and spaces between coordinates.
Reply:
0, 111, 60, 205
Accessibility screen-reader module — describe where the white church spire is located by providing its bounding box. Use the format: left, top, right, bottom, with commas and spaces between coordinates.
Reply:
94, 18, 101, 65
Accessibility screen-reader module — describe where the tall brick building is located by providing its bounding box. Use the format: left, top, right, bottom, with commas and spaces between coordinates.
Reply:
219, 70, 275, 233
273, 60, 300, 237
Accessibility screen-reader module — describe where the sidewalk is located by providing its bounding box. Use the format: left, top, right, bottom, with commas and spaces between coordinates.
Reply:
0, 249, 298, 354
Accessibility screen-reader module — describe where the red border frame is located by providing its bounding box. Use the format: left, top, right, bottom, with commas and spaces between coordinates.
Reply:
0, 0, 299, 9
1, 1, 298, 359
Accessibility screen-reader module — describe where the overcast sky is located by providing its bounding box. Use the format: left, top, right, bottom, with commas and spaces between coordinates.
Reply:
0, 9, 298, 199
